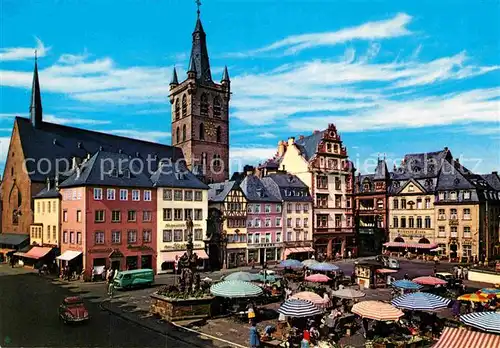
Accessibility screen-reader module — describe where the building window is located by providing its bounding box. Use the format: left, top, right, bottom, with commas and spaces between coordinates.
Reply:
76, 210, 82, 222
184, 190, 193, 201
438, 192, 446, 200
76, 232, 82, 244
276, 217, 282, 227
424, 216, 431, 228
450, 191, 457, 200
47, 201, 51, 213
401, 199, 407, 209
42, 202, 45, 213
335, 215, 341, 227
94, 188, 103, 200
127, 230, 137, 244
163, 189, 172, 200
463, 191, 471, 200
254, 219, 261, 227
143, 229, 152, 243
425, 198, 431, 209
416, 198, 422, 209
265, 204, 271, 213
95, 210, 105, 222
95, 231, 104, 244
287, 231, 292, 241
46, 225, 51, 240
409, 216, 414, 228
247, 204, 253, 213
295, 203, 301, 213
438, 209, 446, 220
303, 204, 308, 213
438, 226, 446, 237
200, 93, 209, 115
393, 199, 399, 210
199, 123, 205, 140
107, 189, 115, 200
463, 226, 471, 238
194, 229, 203, 241
184, 209, 192, 221
176, 127, 180, 143
264, 218, 271, 227
143, 210, 152, 222
128, 210, 137, 222
400, 217, 406, 228
276, 232, 281, 243
295, 231, 301, 241
335, 177, 341, 190
174, 209, 182, 220
144, 190, 152, 201
173, 229, 182, 242
416, 216, 422, 228
316, 194, 328, 208
462, 245, 472, 258
163, 208, 172, 221
287, 218, 292, 228
463, 208, 471, 220
63, 210, 68, 222
111, 210, 121, 222
316, 175, 328, 189
182, 124, 186, 142
194, 209, 203, 220
194, 191, 203, 201
317, 215, 328, 228
304, 218, 309, 228
63, 231, 68, 243
163, 230, 172, 242
408, 184, 414, 192
112, 231, 121, 244
247, 220, 253, 228
37, 202, 40, 214
52, 226, 57, 241
377, 200, 383, 209
295, 218, 301, 228
393, 217, 398, 228
287, 203, 292, 213
254, 205, 261, 213
175, 99, 180, 120
174, 190, 183, 201
120, 189, 128, 201
132, 190, 140, 201
450, 208, 458, 219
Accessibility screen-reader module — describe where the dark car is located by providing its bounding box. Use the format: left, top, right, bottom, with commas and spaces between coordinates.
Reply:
58, 296, 89, 324
435, 272, 462, 288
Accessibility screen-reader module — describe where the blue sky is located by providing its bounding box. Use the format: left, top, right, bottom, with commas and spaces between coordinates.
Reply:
0, 0, 499, 175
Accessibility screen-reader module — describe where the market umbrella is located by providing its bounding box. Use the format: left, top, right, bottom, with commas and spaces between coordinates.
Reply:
392, 292, 450, 311
331, 288, 366, 300
224, 271, 260, 282
460, 312, 500, 334
412, 276, 447, 286
279, 259, 304, 269
392, 279, 423, 290
210, 280, 263, 298
308, 262, 339, 272
305, 274, 331, 283
476, 288, 500, 297
278, 299, 323, 318
457, 293, 495, 303
291, 291, 332, 308
302, 259, 319, 267
351, 301, 404, 321
257, 274, 281, 283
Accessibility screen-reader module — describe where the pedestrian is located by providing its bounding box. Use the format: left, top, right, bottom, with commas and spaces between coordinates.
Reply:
348, 250, 352, 259
249, 321, 260, 348
463, 267, 468, 280
457, 267, 463, 280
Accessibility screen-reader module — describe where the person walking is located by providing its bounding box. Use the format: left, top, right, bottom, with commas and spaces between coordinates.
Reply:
107, 268, 115, 297
249, 321, 260, 348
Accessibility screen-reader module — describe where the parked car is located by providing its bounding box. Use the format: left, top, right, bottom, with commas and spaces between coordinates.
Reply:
113, 269, 154, 290
435, 272, 462, 288
375, 255, 400, 269
59, 296, 89, 324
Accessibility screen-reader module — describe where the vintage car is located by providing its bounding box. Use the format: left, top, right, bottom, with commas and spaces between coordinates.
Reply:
58, 296, 89, 324
435, 272, 462, 288
375, 255, 400, 269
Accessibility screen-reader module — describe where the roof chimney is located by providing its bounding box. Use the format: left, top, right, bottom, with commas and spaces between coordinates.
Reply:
277, 141, 286, 157
444, 146, 449, 151
493, 171, 498, 175
455, 158, 460, 164
287, 137, 295, 146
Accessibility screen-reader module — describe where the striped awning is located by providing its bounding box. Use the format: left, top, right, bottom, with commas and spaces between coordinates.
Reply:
460, 312, 500, 334
392, 292, 450, 311
351, 300, 404, 321
433, 327, 500, 348
383, 242, 438, 249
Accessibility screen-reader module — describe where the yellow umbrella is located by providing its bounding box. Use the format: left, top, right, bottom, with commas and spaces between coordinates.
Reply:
457, 293, 494, 303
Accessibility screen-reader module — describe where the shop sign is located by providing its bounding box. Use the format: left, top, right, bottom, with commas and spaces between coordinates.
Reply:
247, 242, 279, 249
163, 242, 204, 251
396, 229, 428, 238
164, 223, 203, 228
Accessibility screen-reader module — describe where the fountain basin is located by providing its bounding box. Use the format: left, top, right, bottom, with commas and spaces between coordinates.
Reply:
150, 293, 214, 321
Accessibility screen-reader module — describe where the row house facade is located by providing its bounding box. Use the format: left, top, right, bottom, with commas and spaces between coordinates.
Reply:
278, 124, 356, 259
30, 179, 61, 248
354, 158, 390, 256
208, 181, 248, 268
153, 163, 209, 273
240, 174, 282, 265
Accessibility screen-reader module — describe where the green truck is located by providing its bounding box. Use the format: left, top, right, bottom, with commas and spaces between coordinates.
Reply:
113, 269, 154, 290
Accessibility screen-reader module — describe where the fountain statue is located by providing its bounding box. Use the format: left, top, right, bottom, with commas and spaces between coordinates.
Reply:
177, 218, 199, 294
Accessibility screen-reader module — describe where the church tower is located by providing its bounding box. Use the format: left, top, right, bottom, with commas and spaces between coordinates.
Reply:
170, 9, 230, 183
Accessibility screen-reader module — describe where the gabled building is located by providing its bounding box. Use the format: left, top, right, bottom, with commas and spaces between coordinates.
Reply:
152, 161, 209, 273
354, 158, 390, 256
261, 173, 314, 260
58, 151, 158, 277
30, 178, 61, 248
240, 174, 282, 265
208, 180, 248, 268
278, 124, 355, 259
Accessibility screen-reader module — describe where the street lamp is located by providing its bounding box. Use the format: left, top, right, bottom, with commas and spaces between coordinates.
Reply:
220, 230, 228, 269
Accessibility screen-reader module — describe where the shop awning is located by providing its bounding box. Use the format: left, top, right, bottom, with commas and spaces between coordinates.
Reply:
433, 327, 500, 348
22, 246, 53, 259
0, 233, 29, 246
159, 249, 209, 263
383, 242, 438, 249
284, 246, 315, 257
376, 268, 398, 274
0, 248, 15, 254
56, 250, 82, 261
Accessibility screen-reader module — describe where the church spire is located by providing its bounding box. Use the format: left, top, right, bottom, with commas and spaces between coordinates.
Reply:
221, 66, 230, 83
188, 0, 212, 84
170, 66, 179, 86
30, 51, 43, 129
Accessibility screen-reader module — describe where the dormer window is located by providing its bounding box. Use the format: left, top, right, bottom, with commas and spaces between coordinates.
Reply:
463, 191, 471, 200
326, 143, 332, 152
450, 191, 457, 200
408, 184, 414, 192
425, 179, 433, 186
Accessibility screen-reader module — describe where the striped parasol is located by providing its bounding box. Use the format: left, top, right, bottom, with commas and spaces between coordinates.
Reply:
290, 291, 332, 308
392, 279, 423, 290
392, 292, 450, 311
457, 293, 495, 303
412, 276, 447, 286
351, 301, 404, 321
224, 271, 260, 282
279, 259, 304, 269
210, 280, 263, 298
331, 288, 366, 299
302, 259, 319, 267
305, 274, 331, 283
278, 299, 323, 318
308, 262, 339, 272
460, 312, 500, 334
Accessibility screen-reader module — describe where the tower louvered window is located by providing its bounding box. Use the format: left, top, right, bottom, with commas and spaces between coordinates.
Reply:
213, 96, 221, 118
182, 95, 187, 117
200, 93, 209, 115
175, 99, 180, 120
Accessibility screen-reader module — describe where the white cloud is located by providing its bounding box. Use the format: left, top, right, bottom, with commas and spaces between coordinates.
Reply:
229, 146, 277, 170
0, 37, 49, 61
44, 114, 112, 125
250, 13, 412, 55
258, 132, 276, 139
0, 137, 11, 164
107, 129, 171, 143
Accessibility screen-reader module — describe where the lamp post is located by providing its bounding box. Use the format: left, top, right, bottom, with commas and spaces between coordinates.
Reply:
220, 230, 228, 269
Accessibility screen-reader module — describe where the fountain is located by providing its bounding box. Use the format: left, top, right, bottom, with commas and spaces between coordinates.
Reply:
150, 218, 214, 321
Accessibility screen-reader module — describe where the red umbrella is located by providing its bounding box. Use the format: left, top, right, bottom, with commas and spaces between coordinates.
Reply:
412, 276, 447, 286
305, 274, 331, 283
